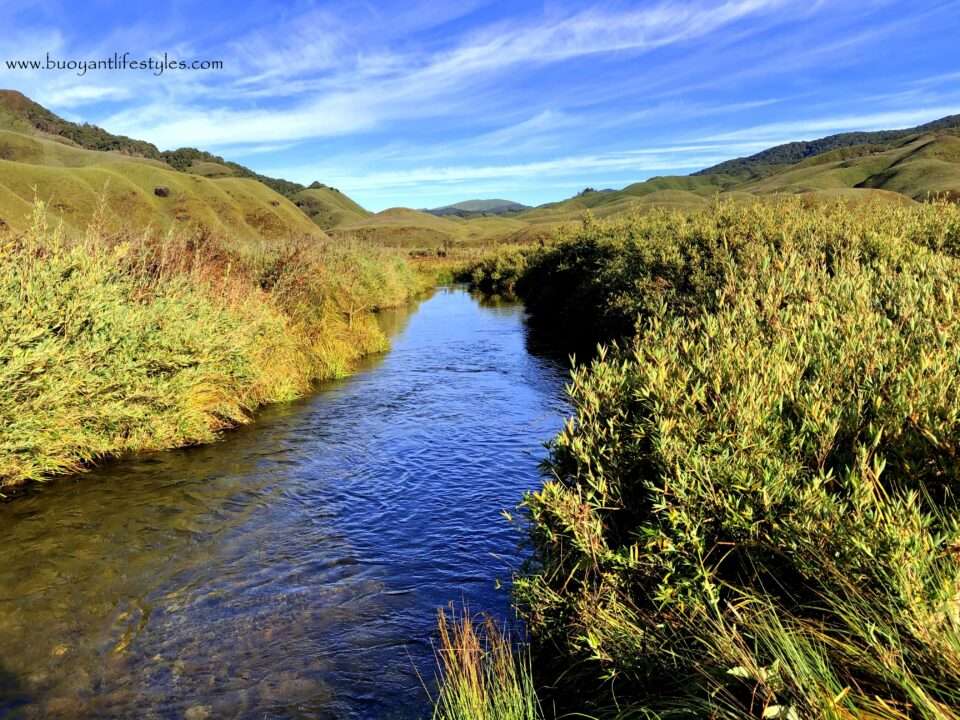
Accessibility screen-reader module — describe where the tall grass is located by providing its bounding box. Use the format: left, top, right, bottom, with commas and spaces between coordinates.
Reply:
0, 199, 424, 491
431, 606, 542, 720
468, 199, 960, 718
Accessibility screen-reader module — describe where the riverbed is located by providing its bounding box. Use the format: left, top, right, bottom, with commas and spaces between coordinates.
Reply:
0, 287, 568, 719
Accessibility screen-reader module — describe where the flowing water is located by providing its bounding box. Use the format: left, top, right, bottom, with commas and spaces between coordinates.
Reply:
0, 287, 569, 720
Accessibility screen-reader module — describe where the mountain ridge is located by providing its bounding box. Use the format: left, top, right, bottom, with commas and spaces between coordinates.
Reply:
2, 89, 959, 246
696, 114, 960, 179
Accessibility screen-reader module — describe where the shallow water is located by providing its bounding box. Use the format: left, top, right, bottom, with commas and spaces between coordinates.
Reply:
0, 287, 568, 719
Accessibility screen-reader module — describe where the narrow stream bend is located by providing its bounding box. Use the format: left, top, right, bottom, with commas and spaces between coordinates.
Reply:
0, 287, 568, 720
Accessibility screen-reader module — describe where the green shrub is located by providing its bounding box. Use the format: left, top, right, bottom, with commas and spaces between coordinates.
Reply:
461, 247, 538, 298
514, 199, 960, 719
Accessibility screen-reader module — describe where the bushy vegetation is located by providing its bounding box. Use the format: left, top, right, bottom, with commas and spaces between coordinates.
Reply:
459, 247, 537, 297
471, 199, 960, 718
159, 146, 306, 197
0, 199, 422, 491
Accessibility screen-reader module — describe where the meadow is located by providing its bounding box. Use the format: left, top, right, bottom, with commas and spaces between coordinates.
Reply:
456, 198, 960, 719
0, 198, 425, 492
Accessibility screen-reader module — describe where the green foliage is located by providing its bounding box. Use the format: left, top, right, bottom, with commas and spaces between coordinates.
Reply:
509, 199, 960, 718
0, 200, 422, 490
461, 247, 538, 297
0, 89, 163, 158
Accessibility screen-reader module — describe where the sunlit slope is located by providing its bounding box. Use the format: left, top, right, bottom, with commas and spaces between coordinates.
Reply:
739, 134, 960, 199
0, 128, 326, 240
332, 206, 529, 247
291, 184, 372, 231
519, 175, 733, 223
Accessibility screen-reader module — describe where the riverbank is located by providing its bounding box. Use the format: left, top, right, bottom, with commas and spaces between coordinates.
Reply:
0, 286, 566, 718
463, 198, 960, 719
0, 200, 428, 493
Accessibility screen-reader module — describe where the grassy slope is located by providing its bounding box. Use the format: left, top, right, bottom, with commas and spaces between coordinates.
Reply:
332, 206, 530, 248
506, 132, 959, 233
291, 184, 372, 231
0, 128, 326, 241
5, 89, 957, 248
739, 134, 960, 199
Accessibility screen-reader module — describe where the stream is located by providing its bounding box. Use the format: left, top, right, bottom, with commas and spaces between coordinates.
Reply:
0, 287, 568, 719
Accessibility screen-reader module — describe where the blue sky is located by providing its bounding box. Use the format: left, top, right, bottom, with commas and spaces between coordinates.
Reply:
1, 1, 959, 210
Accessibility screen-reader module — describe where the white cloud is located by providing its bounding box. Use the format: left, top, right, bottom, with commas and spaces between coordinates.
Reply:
98, 0, 801, 147
34, 84, 131, 108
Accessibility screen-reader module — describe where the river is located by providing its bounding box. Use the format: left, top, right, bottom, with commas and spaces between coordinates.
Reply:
0, 287, 568, 719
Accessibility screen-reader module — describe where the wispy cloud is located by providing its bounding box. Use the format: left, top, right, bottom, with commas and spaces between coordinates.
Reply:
264, 141, 770, 190
1, 0, 957, 208
98, 0, 803, 148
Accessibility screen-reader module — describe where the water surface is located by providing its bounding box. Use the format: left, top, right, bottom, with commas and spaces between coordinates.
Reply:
0, 287, 568, 719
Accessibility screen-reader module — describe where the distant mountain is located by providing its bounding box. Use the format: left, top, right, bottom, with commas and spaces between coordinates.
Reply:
426, 199, 530, 217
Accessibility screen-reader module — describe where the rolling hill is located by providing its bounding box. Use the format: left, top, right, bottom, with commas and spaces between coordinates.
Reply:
291, 182, 372, 231
696, 114, 960, 179
518, 120, 960, 224
2, 88, 959, 249
0, 90, 325, 241
426, 199, 529, 217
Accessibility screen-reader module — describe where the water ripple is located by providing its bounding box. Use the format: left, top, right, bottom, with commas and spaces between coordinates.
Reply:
0, 287, 568, 719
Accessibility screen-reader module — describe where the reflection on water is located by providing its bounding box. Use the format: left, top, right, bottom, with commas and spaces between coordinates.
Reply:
0, 287, 568, 719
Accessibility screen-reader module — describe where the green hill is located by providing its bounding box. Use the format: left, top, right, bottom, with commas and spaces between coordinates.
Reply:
517, 124, 960, 227
3, 89, 959, 248
291, 182, 372, 231
738, 133, 960, 200
696, 114, 960, 179
427, 199, 529, 217
0, 91, 326, 241
333, 206, 529, 248
0, 90, 306, 197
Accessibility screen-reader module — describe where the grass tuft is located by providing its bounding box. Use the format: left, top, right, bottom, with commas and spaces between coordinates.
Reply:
431, 606, 542, 720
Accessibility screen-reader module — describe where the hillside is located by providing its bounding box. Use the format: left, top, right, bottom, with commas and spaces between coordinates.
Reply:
3, 89, 959, 249
0, 92, 325, 241
333, 206, 530, 248
696, 113, 960, 179
520, 124, 960, 224
426, 199, 529, 217
0, 90, 305, 198
330, 120, 960, 248
292, 182, 371, 231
